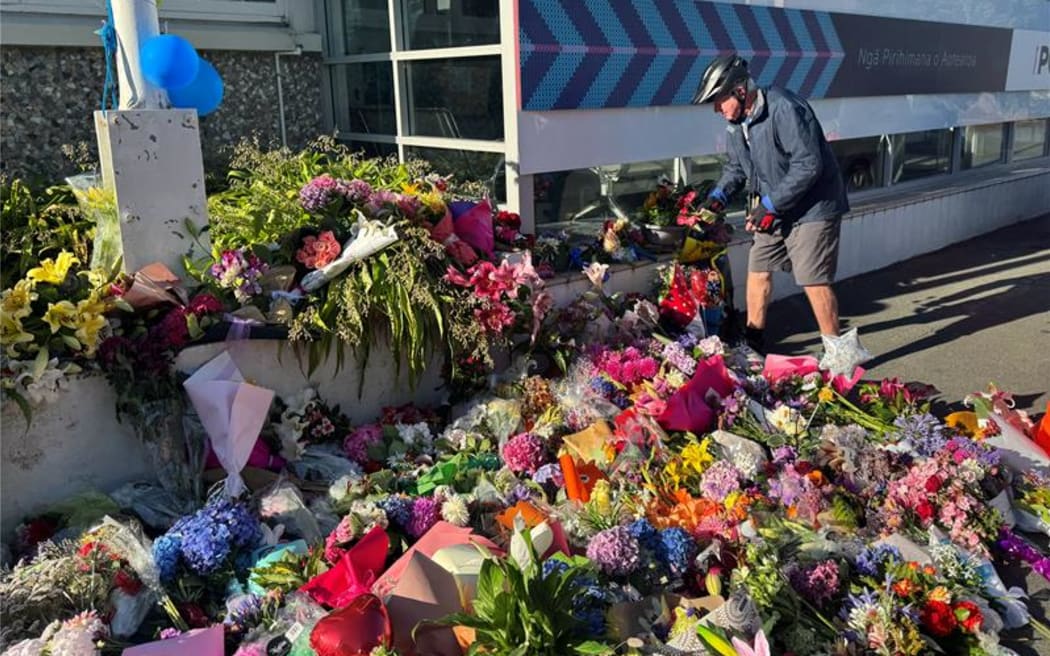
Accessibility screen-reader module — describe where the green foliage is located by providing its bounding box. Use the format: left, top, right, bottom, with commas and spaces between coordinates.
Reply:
1, 179, 94, 289
435, 536, 612, 656
287, 224, 484, 392
249, 547, 328, 594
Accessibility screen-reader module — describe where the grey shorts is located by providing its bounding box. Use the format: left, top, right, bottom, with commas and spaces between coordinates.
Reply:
748, 218, 841, 286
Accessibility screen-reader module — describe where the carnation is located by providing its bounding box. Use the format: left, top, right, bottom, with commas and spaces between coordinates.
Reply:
501, 433, 547, 474
586, 526, 640, 577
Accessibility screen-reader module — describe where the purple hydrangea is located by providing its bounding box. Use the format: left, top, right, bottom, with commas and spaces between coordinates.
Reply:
154, 497, 261, 578
699, 460, 741, 502
533, 463, 564, 487
299, 174, 343, 212
586, 526, 640, 577
662, 341, 696, 376
344, 178, 373, 203
789, 560, 841, 607
408, 496, 440, 538
365, 189, 400, 216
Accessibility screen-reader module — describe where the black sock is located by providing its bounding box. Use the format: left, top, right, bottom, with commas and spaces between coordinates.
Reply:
745, 326, 765, 352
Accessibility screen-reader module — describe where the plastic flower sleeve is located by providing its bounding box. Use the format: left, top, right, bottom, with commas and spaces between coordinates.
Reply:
300, 210, 399, 292
233, 593, 328, 656
183, 351, 275, 498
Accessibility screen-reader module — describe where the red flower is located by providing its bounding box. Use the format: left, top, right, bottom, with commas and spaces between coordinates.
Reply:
921, 600, 958, 637
187, 292, 224, 316
114, 569, 143, 595
953, 600, 983, 633
915, 501, 935, 522
178, 602, 210, 628
924, 475, 943, 493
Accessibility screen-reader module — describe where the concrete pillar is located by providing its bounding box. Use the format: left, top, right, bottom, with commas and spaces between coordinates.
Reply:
92, 1, 210, 276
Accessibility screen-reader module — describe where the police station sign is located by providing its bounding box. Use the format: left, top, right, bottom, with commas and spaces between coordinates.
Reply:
517, 1, 1050, 111
1006, 29, 1050, 92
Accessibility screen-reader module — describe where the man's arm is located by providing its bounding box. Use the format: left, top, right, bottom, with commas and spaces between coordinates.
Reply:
765, 101, 824, 214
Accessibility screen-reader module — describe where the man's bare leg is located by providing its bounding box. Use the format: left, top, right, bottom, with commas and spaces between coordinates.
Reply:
803, 284, 839, 336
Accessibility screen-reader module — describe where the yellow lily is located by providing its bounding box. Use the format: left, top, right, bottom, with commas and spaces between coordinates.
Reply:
43, 301, 78, 333
75, 312, 107, 355
1, 280, 38, 319
0, 313, 36, 354
76, 291, 108, 317
27, 252, 79, 285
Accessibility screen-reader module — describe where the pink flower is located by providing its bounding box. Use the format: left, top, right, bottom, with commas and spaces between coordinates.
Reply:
502, 432, 546, 474
444, 266, 471, 287
475, 301, 516, 335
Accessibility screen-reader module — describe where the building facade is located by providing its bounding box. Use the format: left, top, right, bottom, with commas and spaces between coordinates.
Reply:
1, 0, 326, 180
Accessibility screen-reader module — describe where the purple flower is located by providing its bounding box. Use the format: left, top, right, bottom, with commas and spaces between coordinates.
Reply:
699, 460, 741, 502
854, 543, 902, 577
379, 495, 413, 528
789, 560, 841, 607
408, 496, 441, 538
365, 189, 399, 215
533, 463, 564, 487
344, 179, 373, 203
662, 342, 696, 376
586, 526, 640, 577
299, 175, 342, 212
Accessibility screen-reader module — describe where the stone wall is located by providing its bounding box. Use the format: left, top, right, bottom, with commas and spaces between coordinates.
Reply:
1, 46, 325, 182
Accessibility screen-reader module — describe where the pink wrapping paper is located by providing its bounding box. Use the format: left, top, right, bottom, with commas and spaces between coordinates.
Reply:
763, 353, 864, 393
373, 522, 502, 598
122, 626, 223, 656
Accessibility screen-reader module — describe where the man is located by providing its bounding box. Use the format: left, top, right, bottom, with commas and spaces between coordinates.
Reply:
691, 54, 849, 354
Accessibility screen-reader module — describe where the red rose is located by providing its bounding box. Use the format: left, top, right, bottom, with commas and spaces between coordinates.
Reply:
915, 501, 935, 522
924, 475, 943, 493
953, 600, 983, 633
178, 602, 210, 628
921, 599, 957, 637
114, 569, 144, 595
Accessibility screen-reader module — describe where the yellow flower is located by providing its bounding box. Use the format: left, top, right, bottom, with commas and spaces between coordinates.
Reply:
27, 252, 79, 285
1, 280, 38, 319
818, 387, 835, 403
589, 479, 612, 515
419, 190, 446, 215
927, 585, 952, 603
76, 291, 108, 317
945, 411, 978, 437
401, 182, 420, 196
681, 438, 714, 475
0, 312, 35, 354
75, 312, 107, 355
43, 301, 78, 333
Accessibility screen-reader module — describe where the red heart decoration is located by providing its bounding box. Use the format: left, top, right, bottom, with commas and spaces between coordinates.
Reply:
309, 593, 392, 656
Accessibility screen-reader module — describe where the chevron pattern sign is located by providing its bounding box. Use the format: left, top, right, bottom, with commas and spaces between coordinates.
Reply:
518, 0, 1015, 111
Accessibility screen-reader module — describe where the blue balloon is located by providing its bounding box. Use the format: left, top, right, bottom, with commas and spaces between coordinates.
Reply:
168, 59, 224, 117
140, 34, 199, 90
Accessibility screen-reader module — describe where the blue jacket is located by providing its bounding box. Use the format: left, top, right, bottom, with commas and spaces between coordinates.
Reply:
715, 86, 848, 224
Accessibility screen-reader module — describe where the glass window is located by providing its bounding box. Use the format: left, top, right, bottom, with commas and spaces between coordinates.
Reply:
404, 147, 506, 201
331, 62, 396, 135
534, 159, 675, 225
684, 155, 746, 213
891, 129, 952, 183
342, 140, 398, 158
1012, 119, 1048, 161
830, 136, 884, 191
403, 57, 503, 140
329, 0, 390, 56
962, 123, 1005, 169
399, 0, 499, 50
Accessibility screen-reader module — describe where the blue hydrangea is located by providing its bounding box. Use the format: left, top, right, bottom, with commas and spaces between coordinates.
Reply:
378, 495, 413, 528
590, 378, 616, 397
542, 558, 570, 579
657, 527, 698, 575
854, 543, 902, 577
153, 532, 183, 582
627, 518, 661, 553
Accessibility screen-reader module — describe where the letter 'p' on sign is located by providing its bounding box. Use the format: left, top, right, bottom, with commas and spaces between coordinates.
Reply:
1037, 45, 1050, 75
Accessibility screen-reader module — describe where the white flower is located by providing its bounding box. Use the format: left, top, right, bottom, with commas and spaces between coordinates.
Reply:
396, 422, 433, 451
350, 500, 389, 536
769, 405, 804, 437
3, 637, 47, 656
441, 495, 470, 527
442, 428, 470, 450
582, 262, 609, 290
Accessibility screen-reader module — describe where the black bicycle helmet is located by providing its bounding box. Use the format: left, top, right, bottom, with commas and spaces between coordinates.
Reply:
691, 54, 749, 104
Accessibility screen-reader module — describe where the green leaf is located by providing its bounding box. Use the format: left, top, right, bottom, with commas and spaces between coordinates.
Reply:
574, 641, 615, 655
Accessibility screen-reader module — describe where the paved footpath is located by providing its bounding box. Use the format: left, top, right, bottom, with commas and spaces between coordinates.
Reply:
763, 214, 1050, 655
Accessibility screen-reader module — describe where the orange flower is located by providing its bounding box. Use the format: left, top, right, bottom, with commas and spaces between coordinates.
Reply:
892, 579, 918, 597
496, 501, 546, 530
